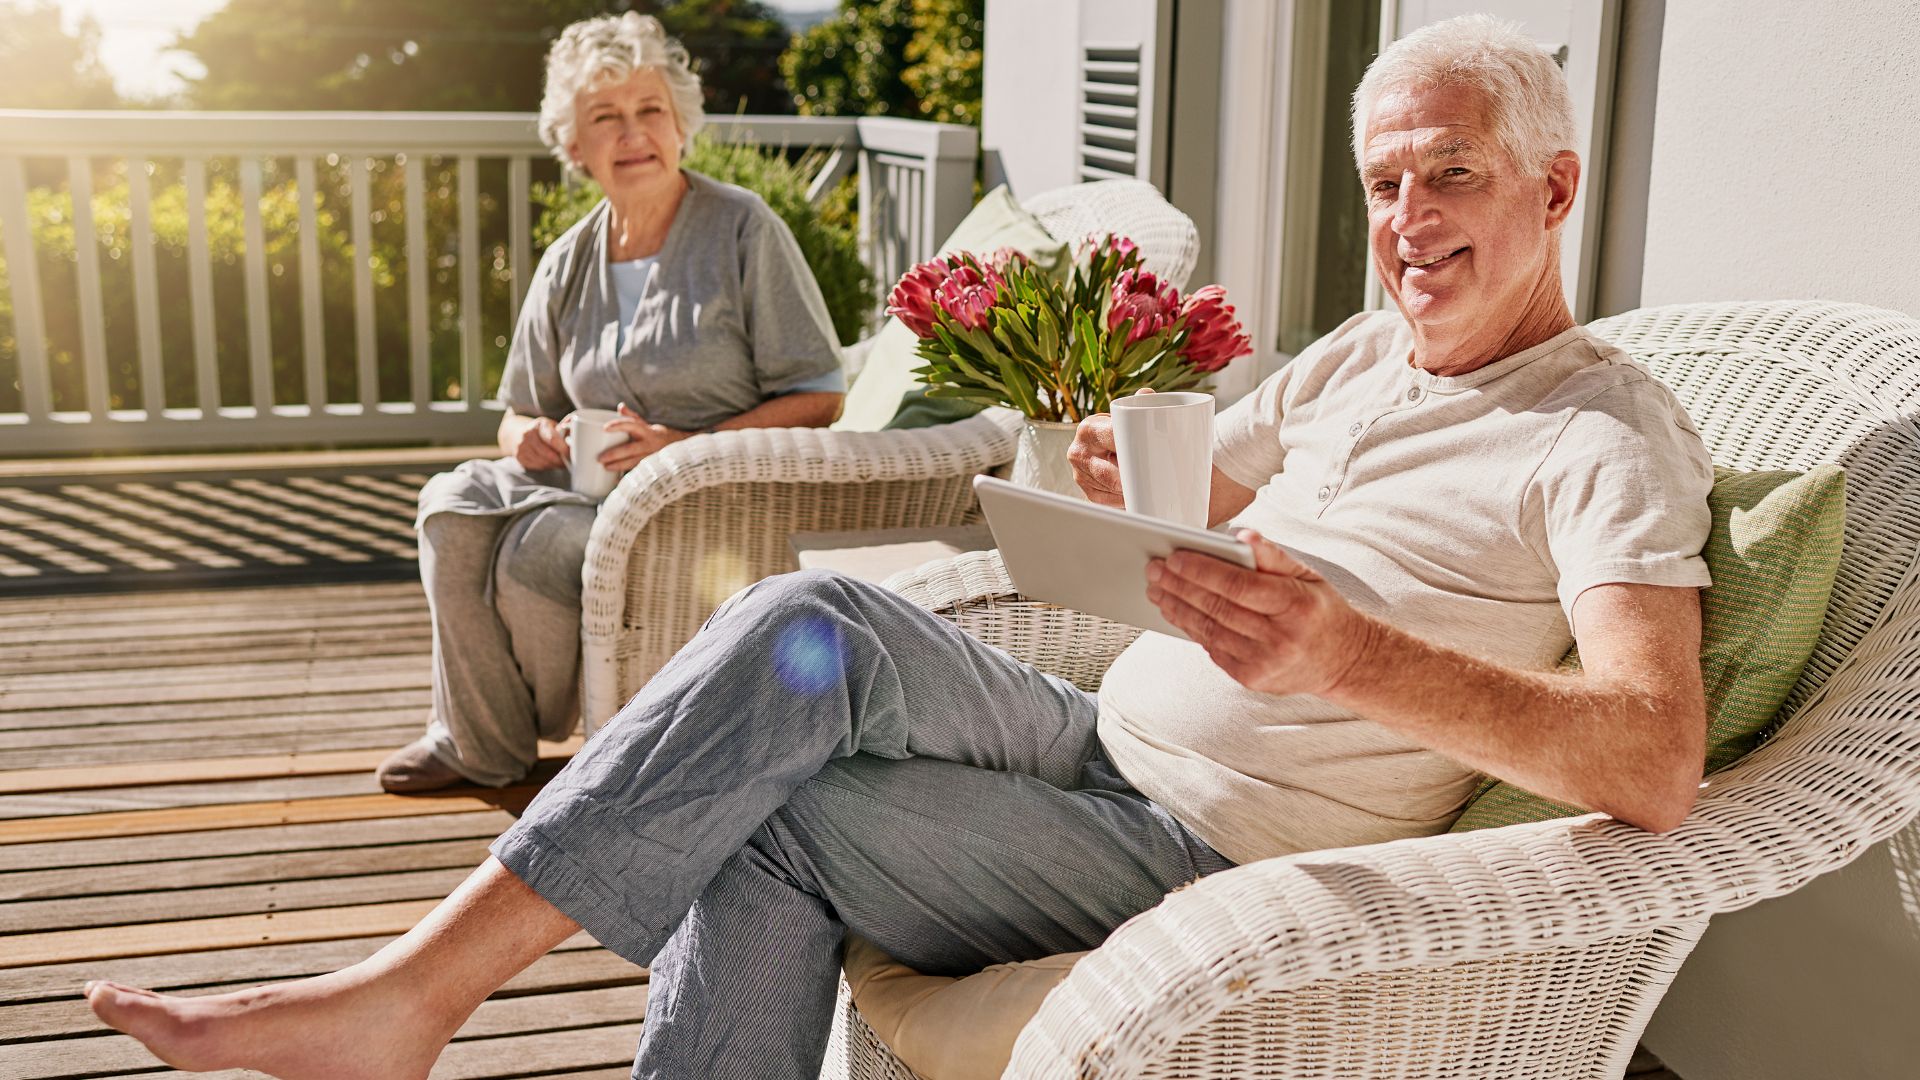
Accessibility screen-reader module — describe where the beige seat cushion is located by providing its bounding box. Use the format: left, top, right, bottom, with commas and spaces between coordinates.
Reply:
842, 936, 1087, 1080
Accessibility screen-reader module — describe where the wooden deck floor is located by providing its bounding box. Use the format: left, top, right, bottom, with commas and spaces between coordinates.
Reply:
0, 580, 642, 1080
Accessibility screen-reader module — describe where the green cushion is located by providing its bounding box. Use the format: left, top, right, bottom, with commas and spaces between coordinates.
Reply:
1450, 464, 1847, 832
833, 186, 1069, 433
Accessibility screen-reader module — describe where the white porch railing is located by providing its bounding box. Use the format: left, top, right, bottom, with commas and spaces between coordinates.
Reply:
0, 111, 976, 456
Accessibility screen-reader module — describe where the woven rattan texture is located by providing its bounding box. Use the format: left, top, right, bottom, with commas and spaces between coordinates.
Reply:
1022, 180, 1202, 291
579, 412, 1022, 724
821, 301, 1920, 1079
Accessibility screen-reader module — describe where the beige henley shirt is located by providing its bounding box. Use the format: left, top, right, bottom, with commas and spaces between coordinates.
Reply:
1097, 311, 1716, 865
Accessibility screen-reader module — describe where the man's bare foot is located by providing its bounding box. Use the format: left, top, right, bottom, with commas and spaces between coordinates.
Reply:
84, 967, 459, 1080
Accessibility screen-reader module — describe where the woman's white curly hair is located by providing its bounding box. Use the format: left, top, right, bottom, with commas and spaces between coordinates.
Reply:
1351, 13, 1576, 177
537, 12, 706, 173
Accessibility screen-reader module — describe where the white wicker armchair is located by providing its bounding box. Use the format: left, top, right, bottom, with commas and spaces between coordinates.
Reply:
820, 301, 1920, 1078
579, 180, 1201, 724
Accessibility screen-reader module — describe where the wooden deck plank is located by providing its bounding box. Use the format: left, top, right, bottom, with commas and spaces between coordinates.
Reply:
0, 667, 428, 713
0, 635, 431, 677
0, 602, 426, 644
0, 785, 543, 846
8, 1018, 647, 1080
2, 866, 475, 933
0, 689, 431, 732
1, 948, 638, 1042
0, 738, 580, 796
0, 932, 603, 1005
0, 773, 384, 820
0, 812, 515, 874
1, 836, 497, 901
430, 1023, 648, 1079
0, 651, 428, 696
0, 750, 399, 797
0, 986, 647, 1077
0, 725, 427, 771
0, 584, 426, 625
2, 899, 444, 968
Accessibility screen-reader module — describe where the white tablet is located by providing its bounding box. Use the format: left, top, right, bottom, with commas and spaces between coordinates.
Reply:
972, 474, 1255, 639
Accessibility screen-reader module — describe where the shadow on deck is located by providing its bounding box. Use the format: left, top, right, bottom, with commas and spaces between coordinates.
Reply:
0, 451, 642, 1080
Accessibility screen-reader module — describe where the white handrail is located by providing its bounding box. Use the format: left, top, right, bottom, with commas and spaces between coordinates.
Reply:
0, 110, 977, 456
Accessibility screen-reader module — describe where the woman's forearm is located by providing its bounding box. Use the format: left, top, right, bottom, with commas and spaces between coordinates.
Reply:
712, 392, 844, 432
497, 410, 543, 456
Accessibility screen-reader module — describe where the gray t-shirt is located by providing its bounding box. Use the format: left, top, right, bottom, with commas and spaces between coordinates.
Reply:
500, 169, 843, 432
1097, 311, 1716, 866
419, 171, 844, 524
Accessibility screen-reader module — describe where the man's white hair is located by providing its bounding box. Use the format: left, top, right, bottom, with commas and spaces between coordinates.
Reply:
1351, 14, 1576, 177
537, 12, 706, 172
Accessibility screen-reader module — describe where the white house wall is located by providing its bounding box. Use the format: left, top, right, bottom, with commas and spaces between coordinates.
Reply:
1638, 2, 1920, 1075
982, 0, 1081, 197
1638, 0, 1920, 318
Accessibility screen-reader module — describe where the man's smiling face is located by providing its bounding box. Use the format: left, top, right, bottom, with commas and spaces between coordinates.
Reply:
1361, 81, 1566, 339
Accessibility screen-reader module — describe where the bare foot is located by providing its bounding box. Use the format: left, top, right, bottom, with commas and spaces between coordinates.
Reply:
84, 968, 459, 1080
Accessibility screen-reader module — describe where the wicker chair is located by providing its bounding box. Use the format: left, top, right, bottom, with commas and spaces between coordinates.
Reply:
819, 301, 1920, 1078
578, 180, 1201, 726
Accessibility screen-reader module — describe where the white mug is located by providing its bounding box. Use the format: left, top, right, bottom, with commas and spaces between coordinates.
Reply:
1111, 391, 1214, 528
567, 408, 631, 499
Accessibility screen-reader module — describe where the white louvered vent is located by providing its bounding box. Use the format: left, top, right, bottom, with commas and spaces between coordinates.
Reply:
1080, 43, 1143, 181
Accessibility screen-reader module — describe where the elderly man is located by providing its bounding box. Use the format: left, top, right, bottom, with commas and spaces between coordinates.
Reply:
85, 14, 1711, 1080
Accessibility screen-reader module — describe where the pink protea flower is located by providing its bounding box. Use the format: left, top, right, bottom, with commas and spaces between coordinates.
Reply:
933, 264, 1000, 331
983, 246, 1030, 274
886, 258, 956, 338
1178, 285, 1253, 373
1077, 233, 1139, 260
1107, 267, 1183, 345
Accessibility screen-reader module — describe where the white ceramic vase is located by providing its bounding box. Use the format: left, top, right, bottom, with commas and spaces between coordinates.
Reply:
1010, 419, 1085, 499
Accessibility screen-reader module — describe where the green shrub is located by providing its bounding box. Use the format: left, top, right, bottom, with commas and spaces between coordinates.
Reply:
531, 136, 874, 345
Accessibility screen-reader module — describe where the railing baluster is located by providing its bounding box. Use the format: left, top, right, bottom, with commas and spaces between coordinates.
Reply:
508, 156, 530, 317
1, 156, 52, 421
126, 161, 164, 417
856, 148, 876, 281
294, 157, 326, 413
66, 156, 109, 418
349, 156, 377, 412
404, 154, 430, 411
458, 154, 481, 408
909, 165, 925, 265
183, 158, 220, 416
238, 158, 273, 415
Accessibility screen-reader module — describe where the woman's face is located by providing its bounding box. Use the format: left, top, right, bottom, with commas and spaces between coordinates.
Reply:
569, 67, 683, 198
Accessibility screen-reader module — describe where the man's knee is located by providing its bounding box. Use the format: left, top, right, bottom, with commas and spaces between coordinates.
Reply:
710, 568, 880, 627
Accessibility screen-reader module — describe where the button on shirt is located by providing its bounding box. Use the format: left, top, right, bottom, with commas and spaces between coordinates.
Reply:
1095, 310, 1716, 865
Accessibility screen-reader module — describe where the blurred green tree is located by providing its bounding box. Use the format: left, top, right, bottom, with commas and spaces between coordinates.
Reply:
780, 0, 982, 124
902, 0, 983, 124
174, 0, 794, 114
0, 1, 119, 108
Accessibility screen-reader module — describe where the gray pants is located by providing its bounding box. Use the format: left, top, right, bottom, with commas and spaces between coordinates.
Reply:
491, 570, 1232, 1079
419, 505, 597, 786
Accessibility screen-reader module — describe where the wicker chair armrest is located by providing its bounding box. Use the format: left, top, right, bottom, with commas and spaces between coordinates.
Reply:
883, 549, 1144, 692
581, 410, 1020, 630
1009, 634, 1920, 1077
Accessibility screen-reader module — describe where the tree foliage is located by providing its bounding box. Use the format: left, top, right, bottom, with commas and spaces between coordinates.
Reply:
0, 1, 118, 108
174, 0, 793, 114
780, 0, 983, 124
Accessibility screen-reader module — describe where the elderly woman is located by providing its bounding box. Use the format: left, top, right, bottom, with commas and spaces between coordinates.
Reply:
377, 13, 845, 793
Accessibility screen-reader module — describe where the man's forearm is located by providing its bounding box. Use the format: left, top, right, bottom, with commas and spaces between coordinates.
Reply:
1206, 467, 1257, 527
1322, 615, 1704, 830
